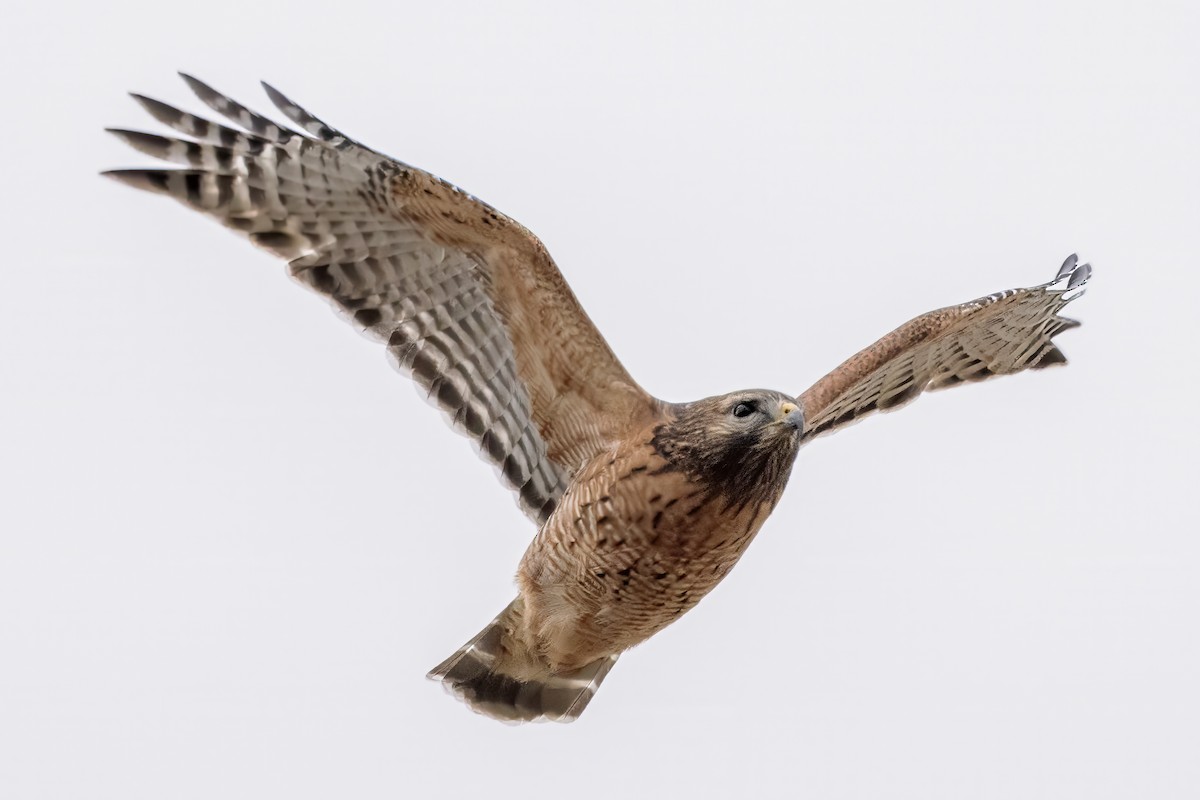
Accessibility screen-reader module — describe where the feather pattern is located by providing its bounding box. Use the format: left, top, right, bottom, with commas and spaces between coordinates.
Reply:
105, 76, 1093, 723
427, 599, 619, 723
797, 255, 1092, 440
105, 74, 657, 523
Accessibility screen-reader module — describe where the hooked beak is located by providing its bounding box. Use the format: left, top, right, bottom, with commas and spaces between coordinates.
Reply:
778, 401, 803, 431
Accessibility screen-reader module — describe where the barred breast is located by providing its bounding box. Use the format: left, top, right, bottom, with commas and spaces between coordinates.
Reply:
516, 428, 782, 672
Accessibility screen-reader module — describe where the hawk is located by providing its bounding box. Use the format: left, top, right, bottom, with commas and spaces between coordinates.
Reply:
105, 74, 1092, 723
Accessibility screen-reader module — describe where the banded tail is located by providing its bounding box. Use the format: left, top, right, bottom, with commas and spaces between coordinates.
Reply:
428, 599, 619, 723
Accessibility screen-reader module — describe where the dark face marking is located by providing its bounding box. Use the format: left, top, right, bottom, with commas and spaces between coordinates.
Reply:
650, 390, 801, 514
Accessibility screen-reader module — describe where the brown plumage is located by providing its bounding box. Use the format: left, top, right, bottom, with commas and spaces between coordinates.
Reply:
431, 391, 802, 720
105, 75, 1092, 723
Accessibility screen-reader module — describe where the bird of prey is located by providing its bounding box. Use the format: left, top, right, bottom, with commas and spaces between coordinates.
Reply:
105, 74, 1092, 723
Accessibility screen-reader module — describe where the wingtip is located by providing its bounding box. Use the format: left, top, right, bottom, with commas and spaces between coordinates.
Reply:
1068, 262, 1092, 291
1056, 253, 1079, 281
128, 91, 167, 112
178, 71, 214, 99
258, 80, 340, 142
100, 168, 131, 182
100, 169, 170, 193
106, 128, 182, 163
259, 80, 292, 114
104, 126, 151, 141
104, 126, 142, 151
1049, 254, 1092, 299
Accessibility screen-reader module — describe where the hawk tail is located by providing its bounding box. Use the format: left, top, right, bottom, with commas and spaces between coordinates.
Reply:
427, 599, 618, 723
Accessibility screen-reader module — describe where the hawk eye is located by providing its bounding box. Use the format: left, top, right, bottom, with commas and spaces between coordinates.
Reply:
732, 401, 756, 418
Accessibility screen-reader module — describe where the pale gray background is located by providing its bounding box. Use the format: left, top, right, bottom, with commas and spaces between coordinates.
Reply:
2, 1, 1197, 798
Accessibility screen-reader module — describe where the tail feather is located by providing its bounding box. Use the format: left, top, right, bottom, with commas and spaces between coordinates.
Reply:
428, 600, 618, 723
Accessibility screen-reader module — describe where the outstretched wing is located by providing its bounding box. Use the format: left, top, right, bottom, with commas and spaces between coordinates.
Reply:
797, 255, 1091, 442
105, 74, 660, 523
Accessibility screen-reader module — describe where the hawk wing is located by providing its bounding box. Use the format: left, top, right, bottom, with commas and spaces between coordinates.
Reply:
105, 74, 660, 523
797, 255, 1091, 442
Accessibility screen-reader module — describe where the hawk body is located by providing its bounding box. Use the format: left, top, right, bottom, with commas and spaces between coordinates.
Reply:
431, 391, 802, 720
106, 75, 1093, 723
520, 391, 803, 668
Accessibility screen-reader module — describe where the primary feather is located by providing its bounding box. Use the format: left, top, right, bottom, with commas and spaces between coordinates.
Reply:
106, 74, 657, 524
798, 255, 1091, 440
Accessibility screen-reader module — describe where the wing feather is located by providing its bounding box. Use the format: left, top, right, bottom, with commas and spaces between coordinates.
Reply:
797, 255, 1091, 441
105, 75, 659, 523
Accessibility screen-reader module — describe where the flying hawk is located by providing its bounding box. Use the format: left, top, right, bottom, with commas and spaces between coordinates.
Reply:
105, 74, 1092, 723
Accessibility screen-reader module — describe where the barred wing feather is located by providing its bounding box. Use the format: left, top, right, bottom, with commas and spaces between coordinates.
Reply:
798, 255, 1091, 441
105, 74, 657, 523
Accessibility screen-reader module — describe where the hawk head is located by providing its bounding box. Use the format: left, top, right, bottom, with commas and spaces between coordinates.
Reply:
651, 390, 803, 513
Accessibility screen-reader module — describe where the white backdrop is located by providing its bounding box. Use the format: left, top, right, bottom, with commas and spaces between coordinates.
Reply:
2, 1, 1197, 798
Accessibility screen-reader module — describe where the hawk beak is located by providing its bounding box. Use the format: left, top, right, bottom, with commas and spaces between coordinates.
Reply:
779, 402, 803, 430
